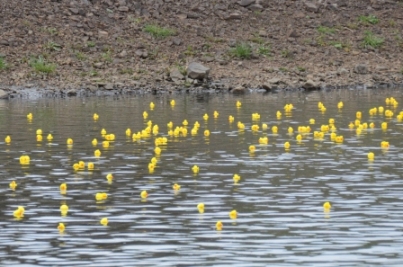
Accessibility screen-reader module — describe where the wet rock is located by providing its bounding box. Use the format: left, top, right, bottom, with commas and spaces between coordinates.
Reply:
354, 64, 368, 74
66, 89, 77, 96
238, 0, 255, 7
231, 85, 247, 94
104, 83, 114, 90
187, 62, 210, 80
302, 79, 319, 90
304, 2, 319, 12
0, 89, 9, 99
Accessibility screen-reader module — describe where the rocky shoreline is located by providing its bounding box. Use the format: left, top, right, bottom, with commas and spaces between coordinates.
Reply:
0, 0, 403, 98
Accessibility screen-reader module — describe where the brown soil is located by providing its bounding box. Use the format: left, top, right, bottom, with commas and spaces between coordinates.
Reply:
0, 0, 403, 96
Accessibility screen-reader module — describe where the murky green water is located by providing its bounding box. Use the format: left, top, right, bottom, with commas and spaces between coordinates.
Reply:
1, 89, 403, 266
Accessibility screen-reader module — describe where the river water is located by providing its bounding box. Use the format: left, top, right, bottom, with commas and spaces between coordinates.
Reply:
1, 88, 403, 266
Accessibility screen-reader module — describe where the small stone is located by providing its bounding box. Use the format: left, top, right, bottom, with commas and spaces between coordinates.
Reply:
119, 50, 128, 58
104, 83, 114, 90
66, 89, 77, 96
94, 62, 104, 68
187, 62, 210, 80
354, 64, 368, 74
238, 0, 255, 7
303, 79, 319, 89
267, 77, 281, 84
232, 85, 247, 94
98, 30, 108, 38
225, 12, 242, 20
304, 2, 319, 12
173, 37, 182, 46
118, 6, 129, 12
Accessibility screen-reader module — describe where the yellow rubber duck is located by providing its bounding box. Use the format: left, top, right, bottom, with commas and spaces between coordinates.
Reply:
170, 99, 175, 106
236, 100, 242, 107
60, 183, 67, 192
251, 125, 260, 131
167, 121, 173, 129
378, 106, 384, 113
46, 134, 53, 141
125, 128, 131, 137
369, 122, 375, 128
173, 183, 181, 191
5, 135, 11, 144
182, 119, 188, 126
296, 134, 302, 141
19, 155, 30, 165
368, 152, 375, 161
67, 138, 73, 145
229, 209, 237, 219
329, 118, 335, 124
323, 201, 331, 210
60, 204, 69, 214
228, 115, 234, 123
27, 113, 33, 120
106, 173, 113, 181
203, 113, 209, 120
381, 141, 389, 148
288, 127, 293, 134
233, 174, 241, 183
194, 121, 200, 128
87, 162, 95, 170
36, 135, 43, 142
154, 147, 161, 155
381, 122, 387, 130
93, 113, 99, 120
216, 221, 223, 231
192, 165, 200, 174
151, 157, 157, 165
9, 181, 17, 190
92, 138, 98, 146
214, 111, 219, 119
335, 135, 344, 143
337, 101, 343, 109
204, 130, 210, 137
259, 137, 268, 145
102, 140, 110, 148
140, 190, 148, 199
100, 217, 108, 226
150, 102, 155, 109
57, 223, 65, 233
36, 129, 42, 135
309, 118, 315, 124
95, 192, 108, 201
197, 203, 205, 213
284, 142, 290, 149
252, 113, 260, 120
73, 163, 79, 171
78, 161, 85, 169
94, 149, 101, 157
148, 163, 155, 172
262, 123, 268, 130
276, 111, 282, 118
143, 111, 148, 119
249, 145, 256, 152
272, 125, 278, 134
13, 206, 25, 218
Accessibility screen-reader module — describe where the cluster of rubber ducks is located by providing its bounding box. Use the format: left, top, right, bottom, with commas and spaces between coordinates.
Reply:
8, 94, 402, 232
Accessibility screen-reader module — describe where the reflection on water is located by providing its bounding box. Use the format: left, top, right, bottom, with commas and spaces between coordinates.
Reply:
1, 89, 403, 266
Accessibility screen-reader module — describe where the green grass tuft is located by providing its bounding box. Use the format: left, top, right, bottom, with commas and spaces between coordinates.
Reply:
229, 43, 252, 59
0, 57, 7, 71
29, 56, 56, 73
144, 24, 175, 38
317, 26, 335, 35
358, 15, 379, 25
362, 31, 384, 49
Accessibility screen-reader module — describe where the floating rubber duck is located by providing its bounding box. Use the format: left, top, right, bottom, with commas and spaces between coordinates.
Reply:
284, 142, 290, 149
60, 183, 67, 192
381, 141, 389, 148
323, 201, 331, 211
173, 183, 181, 191
272, 126, 278, 134
233, 174, 241, 183
102, 141, 110, 148
229, 209, 237, 220
385, 109, 394, 117
348, 122, 354, 129
335, 135, 344, 143
46, 134, 53, 142
203, 113, 209, 120
154, 147, 161, 155
197, 203, 205, 213
125, 128, 131, 137
73, 163, 79, 171
214, 111, 219, 119
368, 152, 375, 161
94, 149, 101, 157
36, 135, 43, 142
259, 137, 268, 144
19, 155, 30, 165
67, 138, 73, 145
143, 111, 148, 119
78, 161, 85, 169
140, 190, 148, 199
252, 113, 260, 120
329, 118, 335, 124
192, 165, 199, 174
36, 129, 42, 135
57, 223, 65, 233
13, 206, 25, 218
5, 135, 11, 144
204, 130, 210, 137
150, 102, 155, 109
9, 181, 17, 190
296, 134, 302, 141
170, 99, 175, 106
95, 192, 108, 201
251, 125, 260, 131
318, 102, 324, 109
60, 204, 69, 215
249, 145, 256, 152
100, 217, 108, 226
262, 123, 268, 130
93, 113, 99, 121
237, 122, 245, 130
236, 100, 242, 107
216, 221, 223, 231
276, 111, 282, 118
105, 173, 114, 182
229, 115, 234, 123
288, 127, 293, 134
92, 138, 98, 146
381, 122, 387, 130
378, 106, 384, 113
167, 121, 173, 129
369, 122, 375, 128
191, 128, 198, 135
87, 162, 94, 170
320, 125, 329, 132
148, 163, 155, 173
101, 128, 107, 135
337, 101, 343, 109
194, 121, 200, 128
27, 113, 33, 120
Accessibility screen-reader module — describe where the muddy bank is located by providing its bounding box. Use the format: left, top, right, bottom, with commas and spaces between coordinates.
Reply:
0, 0, 403, 98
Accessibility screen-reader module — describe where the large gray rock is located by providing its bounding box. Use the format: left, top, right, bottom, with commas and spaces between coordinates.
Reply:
187, 62, 210, 80
354, 64, 368, 74
304, 2, 319, 12
0, 89, 9, 99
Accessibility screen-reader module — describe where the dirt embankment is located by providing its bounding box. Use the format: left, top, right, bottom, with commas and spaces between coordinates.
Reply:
0, 0, 403, 97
